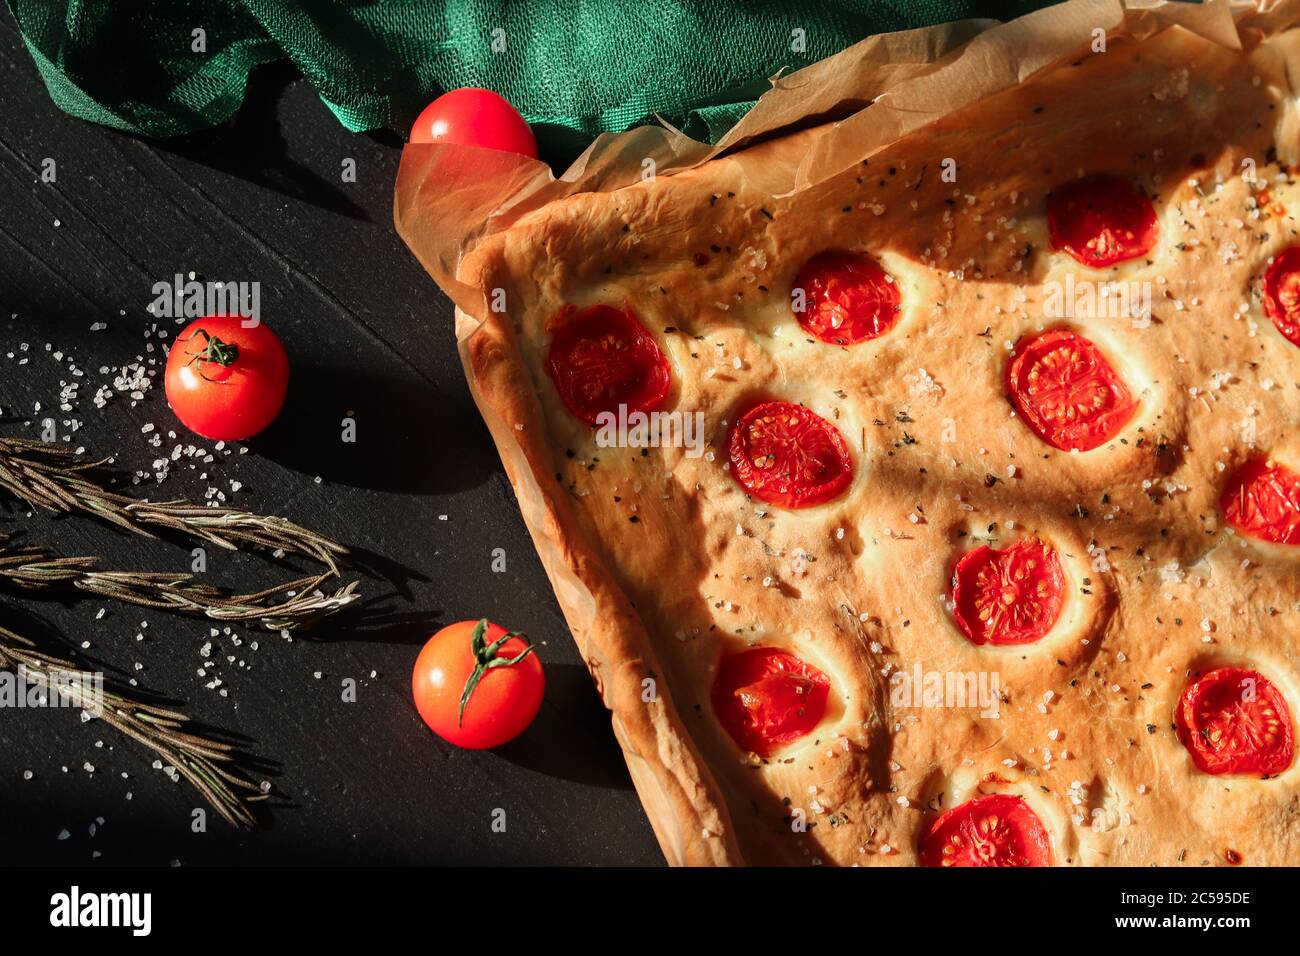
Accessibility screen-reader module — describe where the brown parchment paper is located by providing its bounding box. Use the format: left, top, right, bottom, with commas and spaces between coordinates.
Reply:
393, 0, 1300, 865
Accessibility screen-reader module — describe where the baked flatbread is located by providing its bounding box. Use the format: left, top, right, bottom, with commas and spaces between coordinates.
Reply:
451, 19, 1300, 865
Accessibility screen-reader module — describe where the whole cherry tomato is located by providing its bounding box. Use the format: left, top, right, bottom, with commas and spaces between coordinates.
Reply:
164, 315, 289, 442
412, 619, 545, 749
409, 87, 537, 157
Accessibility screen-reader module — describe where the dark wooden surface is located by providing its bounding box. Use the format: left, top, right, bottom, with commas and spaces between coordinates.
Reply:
0, 13, 662, 866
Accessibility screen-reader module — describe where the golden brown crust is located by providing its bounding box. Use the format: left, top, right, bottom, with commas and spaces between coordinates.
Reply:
454, 23, 1300, 865
454, 289, 742, 865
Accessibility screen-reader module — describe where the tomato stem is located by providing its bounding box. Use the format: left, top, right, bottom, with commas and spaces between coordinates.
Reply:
183, 329, 240, 380
457, 618, 536, 728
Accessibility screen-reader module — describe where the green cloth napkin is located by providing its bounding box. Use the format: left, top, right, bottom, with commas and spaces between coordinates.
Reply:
6, 1, 1052, 149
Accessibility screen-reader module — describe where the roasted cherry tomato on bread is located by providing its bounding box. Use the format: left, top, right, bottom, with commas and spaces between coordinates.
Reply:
919, 794, 1053, 867
711, 647, 830, 756
1176, 666, 1294, 776
728, 400, 853, 508
412, 619, 544, 750
1047, 175, 1157, 268
1222, 458, 1300, 546
1006, 328, 1137, 452
164, 315, 289, 442
545, 304, 671, 425
1262, 246, 1300, 347
409, 88, 537, 157
951, 538, 1066, 646
792, 250, 901, 345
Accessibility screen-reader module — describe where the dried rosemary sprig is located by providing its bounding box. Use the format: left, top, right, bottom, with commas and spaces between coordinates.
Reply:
0, 616, 265, 827
0, 436, 348, 574
0, 436, 359, 628
0, 434, 358, 827
0, 542, 357, 630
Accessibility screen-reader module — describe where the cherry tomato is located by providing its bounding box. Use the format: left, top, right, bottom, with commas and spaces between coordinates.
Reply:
792, 250, 901, 345
412, 619, 544, 750
164, 316, 289, 442
1006, 328, 1137, 451
951, 538, 1066, 646
711, 647, 830, 756
920, 794, 1053, 867
546, 304, 671, 425
1222, 458, 1300, 546
1047, 175, 1157, 268
409, 88, 537, 157
1261, 246, 1300, 347
728, 400, 853, 508
1176, 667, 1294, 776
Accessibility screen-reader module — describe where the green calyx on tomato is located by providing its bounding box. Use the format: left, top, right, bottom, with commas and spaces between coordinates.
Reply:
184, 328, 241, 378
458, 618, 537, 727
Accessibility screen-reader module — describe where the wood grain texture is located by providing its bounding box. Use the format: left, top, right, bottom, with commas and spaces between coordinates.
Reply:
0, 12, 660, 866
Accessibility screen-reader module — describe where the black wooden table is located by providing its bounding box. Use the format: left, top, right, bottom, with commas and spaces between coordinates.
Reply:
0, 13, 661, 866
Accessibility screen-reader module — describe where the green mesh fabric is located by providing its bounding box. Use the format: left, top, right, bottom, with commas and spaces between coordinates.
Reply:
6, 1, 1054, 147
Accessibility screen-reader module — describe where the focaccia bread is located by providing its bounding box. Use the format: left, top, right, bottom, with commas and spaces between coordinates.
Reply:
454, 22, 1300, 865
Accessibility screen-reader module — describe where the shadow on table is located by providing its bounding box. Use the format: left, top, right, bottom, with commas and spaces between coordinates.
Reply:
252, 362, 498, 496
148, 61, 378, 224
307, 590, 442, 646
494, 663, 633, 791
0, 597, 282, 772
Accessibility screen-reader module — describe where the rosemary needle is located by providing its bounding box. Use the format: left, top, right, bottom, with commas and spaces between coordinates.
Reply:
0, 437, 361, 629
0, 436, 350, 573
0, 434, 366, 827
0, 541, 358, 630
0, 617, 264, 828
